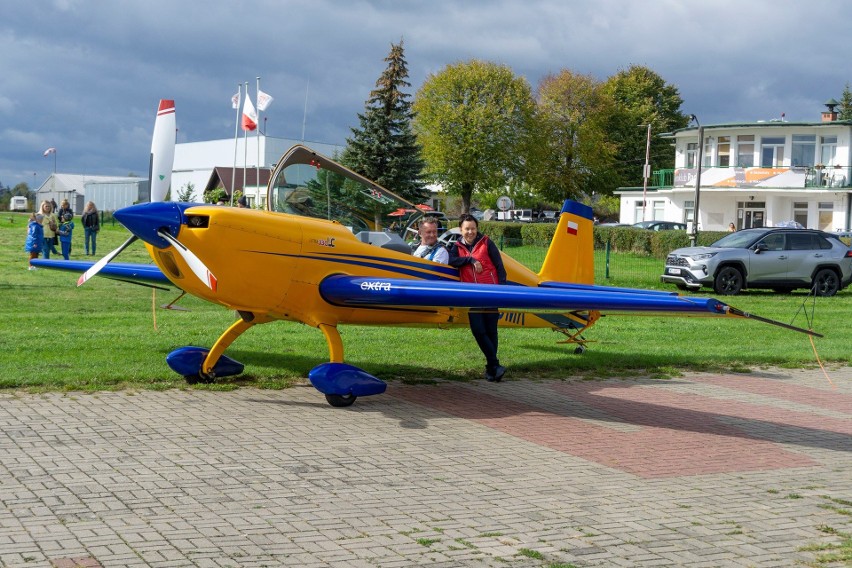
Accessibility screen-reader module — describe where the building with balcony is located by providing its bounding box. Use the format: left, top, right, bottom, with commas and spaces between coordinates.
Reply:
615, 101, 852, 232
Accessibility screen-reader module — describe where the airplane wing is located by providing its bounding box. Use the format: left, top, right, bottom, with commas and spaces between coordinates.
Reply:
318, 275, 821, 336
30, 259, 172, 290
320, 275, 726, 314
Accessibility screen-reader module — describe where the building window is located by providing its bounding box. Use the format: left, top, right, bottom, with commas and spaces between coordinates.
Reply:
652, 200, 665, 220
791, 135, 816, 167
717, 136, 730, 167
793, 201, 808, 228
818, 201, 834, 231
686, 143, 698, 169
633, 200, 645, 223
703, 136, 712, 167
820, 135, 838, 166
760, 136, 785, 167
737, 135, 754, 167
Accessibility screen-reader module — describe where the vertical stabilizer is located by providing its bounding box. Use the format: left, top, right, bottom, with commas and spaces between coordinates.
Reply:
149, 100, 176, 203
537, 200, 595, 284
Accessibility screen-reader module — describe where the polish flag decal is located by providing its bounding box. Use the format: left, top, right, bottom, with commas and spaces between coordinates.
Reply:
566, 221, 578, 235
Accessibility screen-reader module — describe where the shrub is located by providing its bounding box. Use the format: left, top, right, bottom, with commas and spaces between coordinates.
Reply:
520, 223, 557, 246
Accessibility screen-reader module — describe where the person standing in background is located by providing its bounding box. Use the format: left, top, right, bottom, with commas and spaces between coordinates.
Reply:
81, 201, 100, 255
24, 213, 44, 269
38, 200, 58, 259
58, 212, 74, 260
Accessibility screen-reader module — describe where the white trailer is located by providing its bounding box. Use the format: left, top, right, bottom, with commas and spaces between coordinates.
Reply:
10, 196, 28, 211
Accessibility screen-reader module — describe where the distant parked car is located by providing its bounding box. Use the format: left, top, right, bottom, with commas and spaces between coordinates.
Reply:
632, 220, 687, 231
661, 227, 852, 296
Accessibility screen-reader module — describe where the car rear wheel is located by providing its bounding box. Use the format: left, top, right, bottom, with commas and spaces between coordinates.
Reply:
812, 269, 840, 297
714, 267, 743, 295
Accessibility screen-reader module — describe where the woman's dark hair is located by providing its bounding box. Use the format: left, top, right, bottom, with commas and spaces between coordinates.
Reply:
459, 213, 478, 226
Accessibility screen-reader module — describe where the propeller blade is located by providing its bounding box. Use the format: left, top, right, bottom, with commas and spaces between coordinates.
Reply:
76, 235, 139, 286
157, 229, 218, 291
149, 99, 176, 203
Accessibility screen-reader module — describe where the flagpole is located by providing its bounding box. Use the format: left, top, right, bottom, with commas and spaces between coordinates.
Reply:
301, 80, 309, 141
256, 76, 261, 207
231, 83, 241, 207
243, 81, 249, 200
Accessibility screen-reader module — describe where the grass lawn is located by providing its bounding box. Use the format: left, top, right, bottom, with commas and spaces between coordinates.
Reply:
1, 211, 850, 392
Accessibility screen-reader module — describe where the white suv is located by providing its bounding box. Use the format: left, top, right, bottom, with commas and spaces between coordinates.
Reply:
661, 228, 852, 296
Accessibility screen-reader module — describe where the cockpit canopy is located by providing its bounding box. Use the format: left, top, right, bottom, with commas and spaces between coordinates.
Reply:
267, 145, 420, 236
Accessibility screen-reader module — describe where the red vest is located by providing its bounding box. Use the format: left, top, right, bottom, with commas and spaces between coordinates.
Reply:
456, 236, 499, 284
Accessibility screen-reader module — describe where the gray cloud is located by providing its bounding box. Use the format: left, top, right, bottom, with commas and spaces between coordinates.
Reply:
3, 0, 851, 187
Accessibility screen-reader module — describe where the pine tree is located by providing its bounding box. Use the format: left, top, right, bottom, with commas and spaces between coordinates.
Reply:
343, 40, 426, 204
839, 83, 852, 120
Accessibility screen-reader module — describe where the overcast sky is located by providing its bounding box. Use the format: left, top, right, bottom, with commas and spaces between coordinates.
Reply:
3, 0, 852, 188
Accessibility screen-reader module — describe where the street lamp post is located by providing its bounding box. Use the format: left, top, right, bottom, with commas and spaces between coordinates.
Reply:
641, 123, 651, 222
689, 115, 704, 247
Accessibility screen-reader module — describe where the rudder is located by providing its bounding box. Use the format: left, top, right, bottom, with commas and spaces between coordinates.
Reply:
538, 200, 595, 285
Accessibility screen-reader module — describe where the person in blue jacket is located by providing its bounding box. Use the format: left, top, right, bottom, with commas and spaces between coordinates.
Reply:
57, 212, 75, 260
25, 213, 44, 269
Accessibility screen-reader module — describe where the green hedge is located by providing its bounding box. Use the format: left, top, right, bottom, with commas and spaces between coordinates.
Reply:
449, 220, 729, 259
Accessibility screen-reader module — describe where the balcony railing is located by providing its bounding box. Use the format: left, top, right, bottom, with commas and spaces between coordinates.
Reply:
652, 166, 851, 189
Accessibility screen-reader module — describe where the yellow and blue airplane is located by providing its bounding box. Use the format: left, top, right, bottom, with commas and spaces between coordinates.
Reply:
33, 101, 819, 407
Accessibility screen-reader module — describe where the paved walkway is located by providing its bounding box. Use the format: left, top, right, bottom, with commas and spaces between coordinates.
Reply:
0, 367, 850, 567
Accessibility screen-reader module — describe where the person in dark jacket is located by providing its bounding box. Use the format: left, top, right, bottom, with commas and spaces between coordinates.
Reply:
81, 201, 100, 255
448, 214, 507, 382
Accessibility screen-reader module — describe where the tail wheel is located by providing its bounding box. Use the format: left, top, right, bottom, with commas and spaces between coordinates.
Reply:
812, 268, 840, 297
325, 394, 357, 407
185, 372, 214, 385
714, 266, 743, 295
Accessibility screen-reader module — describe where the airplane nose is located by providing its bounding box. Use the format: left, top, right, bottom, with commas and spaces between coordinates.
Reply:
113, 202, 189, 248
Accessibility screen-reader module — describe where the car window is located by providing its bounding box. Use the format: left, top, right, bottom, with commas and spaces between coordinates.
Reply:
786, 233, 815, 251
712, 229, 764, 247
817, 235, 836, 250
759, 233, 785, 251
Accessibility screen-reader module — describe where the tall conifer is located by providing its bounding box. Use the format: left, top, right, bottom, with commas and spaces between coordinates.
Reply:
344, 40, 426, 204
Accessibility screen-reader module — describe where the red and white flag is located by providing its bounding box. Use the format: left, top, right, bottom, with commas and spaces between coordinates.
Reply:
43, 147, 56, 157
242, 93, 257, 131
231, 90, 240, 110
566, 221, 579, 236
256, 89, 274, 112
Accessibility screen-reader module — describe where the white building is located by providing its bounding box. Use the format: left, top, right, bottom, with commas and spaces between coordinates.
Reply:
172, 136, 342, 207
35, 174, 146, 214
616, 102, 852, 232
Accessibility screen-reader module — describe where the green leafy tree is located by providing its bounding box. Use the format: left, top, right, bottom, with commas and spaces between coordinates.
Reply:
602, 65, 689, 189
343, 40, 426, 222
413, 59, 535, 213
177, 182, 195, 202
838, 83, 852, 120
526, 70, 619, 202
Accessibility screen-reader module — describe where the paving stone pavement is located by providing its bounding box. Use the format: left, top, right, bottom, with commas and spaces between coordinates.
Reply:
0, 367, 850, 567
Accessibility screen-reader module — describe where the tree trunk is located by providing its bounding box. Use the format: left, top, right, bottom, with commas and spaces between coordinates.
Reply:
461, 182, 473, 214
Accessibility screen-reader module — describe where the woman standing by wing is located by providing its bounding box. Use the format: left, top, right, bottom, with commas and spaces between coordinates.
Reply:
448, 214, 507, 382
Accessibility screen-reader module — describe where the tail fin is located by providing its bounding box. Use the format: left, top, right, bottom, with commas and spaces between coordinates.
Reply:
537, 200, 595, 284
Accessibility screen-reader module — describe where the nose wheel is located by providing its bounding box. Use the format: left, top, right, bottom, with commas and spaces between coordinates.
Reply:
325, 393, 357, 407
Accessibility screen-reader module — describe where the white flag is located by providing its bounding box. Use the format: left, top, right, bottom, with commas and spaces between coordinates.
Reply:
242, 93, 258, 131
231, 90, 240, 110
43, 147, 56, 156
256, 89, 274, 112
